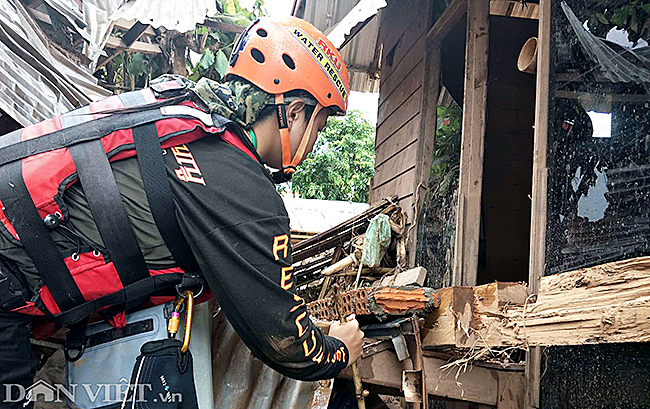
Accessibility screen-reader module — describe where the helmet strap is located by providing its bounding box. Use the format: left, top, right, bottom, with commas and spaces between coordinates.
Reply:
274, 94, 295, 176
290, 103, 323, 169
272, 95, 324, 181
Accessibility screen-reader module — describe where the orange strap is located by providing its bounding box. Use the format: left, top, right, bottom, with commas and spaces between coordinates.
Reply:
290, 103, 324, 171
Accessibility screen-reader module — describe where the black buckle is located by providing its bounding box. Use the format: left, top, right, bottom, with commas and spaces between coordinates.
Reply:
64, 344, 85, 362
175, 273, 205, 299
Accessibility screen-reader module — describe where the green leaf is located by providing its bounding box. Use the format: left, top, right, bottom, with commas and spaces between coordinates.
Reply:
224, 0, 237, 14
214, 50, 229, 78
129, 53, 149, 80
199, 49, 215, 69
642, 4, 650, 13
595, 13, 609, 24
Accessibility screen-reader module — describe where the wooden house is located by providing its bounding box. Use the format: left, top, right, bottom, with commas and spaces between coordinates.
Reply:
299, 0, 650, 407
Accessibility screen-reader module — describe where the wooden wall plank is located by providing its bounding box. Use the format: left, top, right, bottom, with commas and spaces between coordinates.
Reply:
345, 349, 503, 405
372, 168, 416, 202
378, 60, 424, 126
374, 114, 420, 166
497, 372, 526, 409
452, 0, 489, 287
379, 35, 426, 102
376, 88, 423, 147
373, 142, 418, 187
378, 0, 429, 78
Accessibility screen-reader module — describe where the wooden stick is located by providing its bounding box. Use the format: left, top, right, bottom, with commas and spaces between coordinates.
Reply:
319, 246, 344, 299
321, 249, 361, 277
332, 284, 366, 409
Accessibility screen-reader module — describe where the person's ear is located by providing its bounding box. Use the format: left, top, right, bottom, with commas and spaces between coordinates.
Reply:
286, 99, 306, 128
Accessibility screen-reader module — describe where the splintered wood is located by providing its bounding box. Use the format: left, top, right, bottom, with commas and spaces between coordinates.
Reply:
422, 256, 650, 348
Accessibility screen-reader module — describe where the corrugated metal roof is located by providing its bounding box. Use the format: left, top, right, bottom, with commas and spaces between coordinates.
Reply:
212, 310, 332, 409
283, 197, 370, 233
562, 1, 650, 84
109, 0, 217, 33
0, 0, 110, 126
297, 0, 381, 93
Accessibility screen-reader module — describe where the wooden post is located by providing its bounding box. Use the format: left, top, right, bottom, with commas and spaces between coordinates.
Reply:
527, 0, 551, 406
171, 32, 188, 76
409, 38, 441, 268
452, 0, 489, 286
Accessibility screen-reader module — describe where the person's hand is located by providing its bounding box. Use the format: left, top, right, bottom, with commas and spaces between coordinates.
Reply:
328, 317, 364, 367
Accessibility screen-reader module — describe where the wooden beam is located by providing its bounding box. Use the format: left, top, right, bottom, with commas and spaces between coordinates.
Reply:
409, 37, 441, 267
527, 0, 551, 405
426, 0, 468, 42
112, 18, 156, 36
422, 256, 650, 349
200, 20, 245, 33
105, 36, 161, 54
452, 0, 489, 286
490, 1, 539, 19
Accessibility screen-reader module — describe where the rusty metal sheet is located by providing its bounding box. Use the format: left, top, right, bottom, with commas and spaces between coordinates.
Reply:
212, 311, 332, 409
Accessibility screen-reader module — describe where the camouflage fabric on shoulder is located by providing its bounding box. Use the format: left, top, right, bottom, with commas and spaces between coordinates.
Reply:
192, 77, 273, 128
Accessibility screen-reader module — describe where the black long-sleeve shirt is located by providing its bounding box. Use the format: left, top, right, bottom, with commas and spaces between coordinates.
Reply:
161, 133, 348, 380
0, 129, 348, 381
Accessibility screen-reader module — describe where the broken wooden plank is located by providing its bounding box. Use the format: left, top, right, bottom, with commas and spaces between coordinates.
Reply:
422, 256, 650, 349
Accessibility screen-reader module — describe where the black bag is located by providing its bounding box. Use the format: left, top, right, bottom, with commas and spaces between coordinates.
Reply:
121, 339, 198, 408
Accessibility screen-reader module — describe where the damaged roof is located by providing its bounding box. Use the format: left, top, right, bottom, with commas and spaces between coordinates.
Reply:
109, 0, 217, 33
0, 0, 110, 126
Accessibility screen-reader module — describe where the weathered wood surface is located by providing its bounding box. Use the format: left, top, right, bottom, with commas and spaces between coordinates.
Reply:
453, 0, 489, 287
342, 347, 524, 407
423, 257, 650, 348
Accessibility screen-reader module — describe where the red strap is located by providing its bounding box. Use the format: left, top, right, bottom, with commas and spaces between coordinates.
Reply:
221, 130, 259, 162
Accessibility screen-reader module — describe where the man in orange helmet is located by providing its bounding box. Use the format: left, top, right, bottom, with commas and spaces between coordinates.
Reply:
0, 16, 363, 408
184, 16, 365, 379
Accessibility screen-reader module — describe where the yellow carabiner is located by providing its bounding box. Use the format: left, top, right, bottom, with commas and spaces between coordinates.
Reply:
181, 290, 194, 354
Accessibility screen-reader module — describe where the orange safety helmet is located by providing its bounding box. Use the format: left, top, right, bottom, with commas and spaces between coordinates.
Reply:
226, 16, 350, 180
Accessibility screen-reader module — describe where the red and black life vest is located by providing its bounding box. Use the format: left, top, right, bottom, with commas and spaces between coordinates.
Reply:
0, 78, 235, 325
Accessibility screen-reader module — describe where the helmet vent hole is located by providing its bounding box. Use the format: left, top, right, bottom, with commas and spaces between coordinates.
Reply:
256, 28, 268, 37
251, 48, 265, 64
327, 93, 332, 99
282, 54, 296, 70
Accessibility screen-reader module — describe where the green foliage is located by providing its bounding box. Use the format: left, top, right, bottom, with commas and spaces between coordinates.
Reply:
585, 1, 650, 45
430, 103, 462, 195
188, 0, 265, 81
97, 0, 264, 89
289, 110, 375, 203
